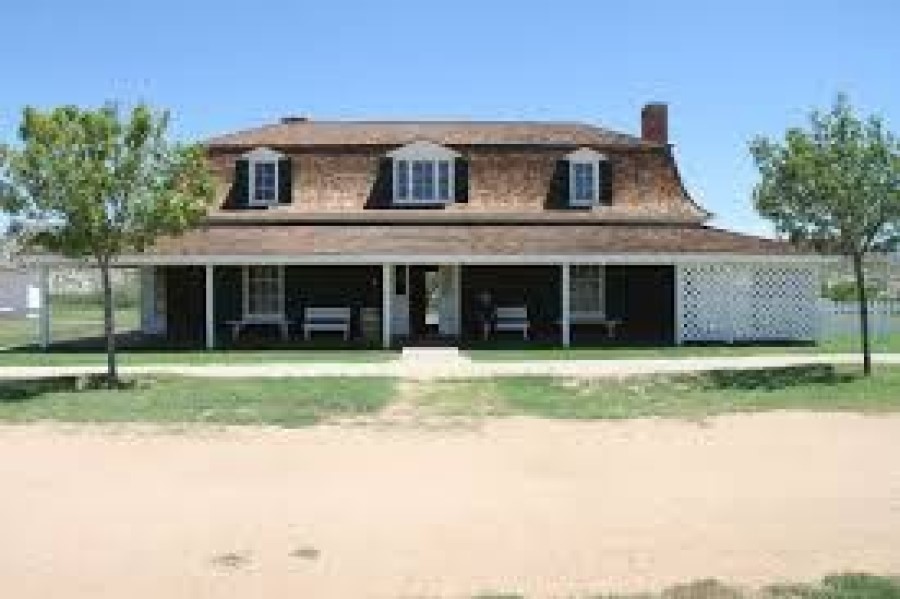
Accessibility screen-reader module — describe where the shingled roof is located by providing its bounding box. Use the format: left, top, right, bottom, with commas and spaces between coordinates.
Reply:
148, 223, 804, 258
205, 119, 655, 149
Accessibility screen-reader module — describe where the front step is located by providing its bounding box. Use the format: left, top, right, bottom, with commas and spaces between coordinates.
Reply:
400, 346, 467, 363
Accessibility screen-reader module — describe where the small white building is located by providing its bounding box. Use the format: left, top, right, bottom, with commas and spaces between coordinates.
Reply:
0, 264, 40, 318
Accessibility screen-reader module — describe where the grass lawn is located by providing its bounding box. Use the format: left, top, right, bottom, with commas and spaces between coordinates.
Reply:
465, 335, 900, 361
0, 376, 393, 427
3, 365, 900, 426
411, 364, 900, 421
0, 348, 396, 367
475, 573, 900, 598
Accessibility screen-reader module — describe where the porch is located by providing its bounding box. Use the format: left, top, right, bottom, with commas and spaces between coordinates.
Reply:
130, 263, 676, 349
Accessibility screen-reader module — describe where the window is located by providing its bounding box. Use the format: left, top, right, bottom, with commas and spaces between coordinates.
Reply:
571, 265, 604, 316
571, 162, 596, 205
243, 148, 284, 207
565, 148, 606, 207
251, 161, 277, 205
396, 159, 451, 202
388, 141, 459, 204
244, 265, 283, 318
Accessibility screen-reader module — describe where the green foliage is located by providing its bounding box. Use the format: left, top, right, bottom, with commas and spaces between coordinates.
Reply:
0, 103, 215, 383
750, 94, 900, 375
750, 93, 900, 256
821, 280, 883, 301
0, 103, 215, 260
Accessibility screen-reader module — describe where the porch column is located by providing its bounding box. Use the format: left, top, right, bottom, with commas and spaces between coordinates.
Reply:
205, 264, 215, 350
37, 264, 51, 349
561, 262, 571, 347
382, 263, 393, 349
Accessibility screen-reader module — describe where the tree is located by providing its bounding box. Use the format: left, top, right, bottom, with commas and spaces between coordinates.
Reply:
0, 104, 215, 385
750, 94, 900, 375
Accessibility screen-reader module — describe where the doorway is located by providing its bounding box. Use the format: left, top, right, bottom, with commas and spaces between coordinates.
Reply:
392, 264, 460, 342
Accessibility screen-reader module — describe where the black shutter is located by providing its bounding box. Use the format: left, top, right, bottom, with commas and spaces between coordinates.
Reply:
545, 159, 570, 209
278, 157, 293, 204
598, 160, 613, 206
226, 159, 250, 208
366, 157, 394, 209
454, 157, 469, 203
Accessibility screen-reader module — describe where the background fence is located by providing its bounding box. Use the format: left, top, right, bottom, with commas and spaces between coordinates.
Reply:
818, 299, 900, 340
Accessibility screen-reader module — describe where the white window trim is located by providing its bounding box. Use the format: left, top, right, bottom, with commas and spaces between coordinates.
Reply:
388, 141, 460, 205
565, 147, 607, 207
244, 147, 284, 207
242, 265, 285, 319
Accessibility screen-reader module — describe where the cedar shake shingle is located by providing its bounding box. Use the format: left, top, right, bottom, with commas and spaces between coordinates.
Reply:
149, 223, 804, 257
205, 120, 655, 149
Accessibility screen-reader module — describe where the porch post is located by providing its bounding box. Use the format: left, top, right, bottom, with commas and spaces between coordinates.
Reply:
204, 264, 215, 350
561, 262, 571, 347
38, 264, 51, 349
382, 263, 393, 349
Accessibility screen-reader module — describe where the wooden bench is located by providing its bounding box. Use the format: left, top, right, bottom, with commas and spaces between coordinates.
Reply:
494, 306, 529, 340
303, 307, 352, 341
570, 312, 622, 340
226, 315, 292, 342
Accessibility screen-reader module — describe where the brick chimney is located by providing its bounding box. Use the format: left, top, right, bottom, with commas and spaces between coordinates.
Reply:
641, 102, 668, 144
281, 115, 310, 124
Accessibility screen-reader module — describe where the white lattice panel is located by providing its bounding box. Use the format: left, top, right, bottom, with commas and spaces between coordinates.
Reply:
677, 263, 817, 343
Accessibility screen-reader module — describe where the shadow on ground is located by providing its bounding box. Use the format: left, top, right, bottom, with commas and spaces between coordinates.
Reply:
0, 375, 136, 402
702, 364, 856, 392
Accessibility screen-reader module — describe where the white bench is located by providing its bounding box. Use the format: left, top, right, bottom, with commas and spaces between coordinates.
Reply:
226, 315, 292, 342
571, 312, 622, 340
303, 307, 352, 341
494, 306, 529, 340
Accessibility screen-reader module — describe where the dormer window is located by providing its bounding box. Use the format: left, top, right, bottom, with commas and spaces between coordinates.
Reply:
565, 148, 608, 207
244, 147, 285, 207
388, 141, 460, 205
395, 159, 452, 202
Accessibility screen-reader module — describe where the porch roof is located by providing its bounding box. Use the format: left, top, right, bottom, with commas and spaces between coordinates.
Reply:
143, 222, 807, 260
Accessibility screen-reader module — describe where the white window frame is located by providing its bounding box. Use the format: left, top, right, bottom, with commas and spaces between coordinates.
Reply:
387, 141, 460, 205
566, 147, 607, 207
244, 147, 284, 207
242, 265, 285, 319
570, 264, 605, 319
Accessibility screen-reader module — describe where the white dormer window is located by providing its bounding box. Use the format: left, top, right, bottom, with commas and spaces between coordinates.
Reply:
566, 147, 607, 207
244, 147, 283, 206
388, 141, 459, 205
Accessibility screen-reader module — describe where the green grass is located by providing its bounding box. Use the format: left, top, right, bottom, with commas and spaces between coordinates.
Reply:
0, 348, 396, 367
411, 365, 900, 420
0, 376, 394, 427
4, 365, 900, 427
473, 573, 900, 598
464, 335, 900, 361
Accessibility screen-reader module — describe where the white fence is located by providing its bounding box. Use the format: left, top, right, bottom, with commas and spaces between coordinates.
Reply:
818, 299, 900, 339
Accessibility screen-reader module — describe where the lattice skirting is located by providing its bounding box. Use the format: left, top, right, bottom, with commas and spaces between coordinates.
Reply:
677, 264, 818, 343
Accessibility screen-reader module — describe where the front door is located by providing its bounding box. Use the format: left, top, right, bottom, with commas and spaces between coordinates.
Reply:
394, 264, 460, 341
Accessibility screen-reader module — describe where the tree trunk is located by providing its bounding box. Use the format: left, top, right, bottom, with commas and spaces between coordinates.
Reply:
99, 258, 118, 387
852, 252, 872, 376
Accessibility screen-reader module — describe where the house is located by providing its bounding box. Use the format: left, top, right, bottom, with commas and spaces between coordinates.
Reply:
34, 103, 822, 349
0, 262, 40, 319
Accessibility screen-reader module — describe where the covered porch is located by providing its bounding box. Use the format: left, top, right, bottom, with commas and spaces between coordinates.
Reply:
127, 261, 674, 349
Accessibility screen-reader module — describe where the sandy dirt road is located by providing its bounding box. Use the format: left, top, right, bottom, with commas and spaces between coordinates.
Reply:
1, 413, 899, 598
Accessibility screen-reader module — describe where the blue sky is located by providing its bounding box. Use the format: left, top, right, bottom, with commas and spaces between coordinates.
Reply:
2, 0, 898, 235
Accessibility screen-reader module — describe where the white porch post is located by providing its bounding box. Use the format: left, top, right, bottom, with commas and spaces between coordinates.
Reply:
38, 264, 51, 349
205, 264, 215, 350
561, 262, 571, 347
674, 264, 684, 345
382, 263, 393, 349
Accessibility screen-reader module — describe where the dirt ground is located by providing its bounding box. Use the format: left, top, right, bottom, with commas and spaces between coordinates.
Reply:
1, 413, 899, 598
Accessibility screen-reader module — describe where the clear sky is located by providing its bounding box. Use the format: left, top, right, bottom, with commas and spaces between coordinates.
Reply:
1, 0, 898, 235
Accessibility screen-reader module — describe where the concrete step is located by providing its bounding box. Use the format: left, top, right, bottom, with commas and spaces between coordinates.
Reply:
400, 346, 468, 363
